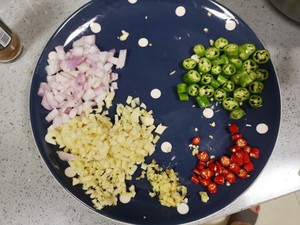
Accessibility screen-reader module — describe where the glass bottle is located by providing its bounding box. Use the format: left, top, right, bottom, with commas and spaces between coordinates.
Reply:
0, 19, 22, 62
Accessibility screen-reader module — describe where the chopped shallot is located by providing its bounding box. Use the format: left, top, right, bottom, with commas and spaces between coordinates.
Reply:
38, 35, 127, 127
57, 151, 77, 161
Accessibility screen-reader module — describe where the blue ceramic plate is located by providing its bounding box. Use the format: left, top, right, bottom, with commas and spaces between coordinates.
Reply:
30, 0, 281, 224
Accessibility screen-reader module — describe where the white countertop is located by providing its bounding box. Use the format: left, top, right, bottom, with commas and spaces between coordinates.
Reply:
0, 0, 300, 224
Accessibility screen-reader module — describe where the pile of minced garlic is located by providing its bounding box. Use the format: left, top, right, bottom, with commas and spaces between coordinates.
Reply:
146, 160, 188, 207
45, 96, 168, 210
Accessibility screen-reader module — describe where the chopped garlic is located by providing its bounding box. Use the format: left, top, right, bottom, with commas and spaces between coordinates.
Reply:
118, 30, 130, 41
155, 123, 168, 134
204, 28, 209, 33
46, 97, 165, 210
146, 160, 187, 207
199, 191, 209, 203
209, 122, 216, 127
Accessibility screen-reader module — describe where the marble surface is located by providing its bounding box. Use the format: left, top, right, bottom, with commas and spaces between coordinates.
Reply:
0, 0, 299, 224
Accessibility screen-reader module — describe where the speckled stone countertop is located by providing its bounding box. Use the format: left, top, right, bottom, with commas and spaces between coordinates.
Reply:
0, 0, 299, 224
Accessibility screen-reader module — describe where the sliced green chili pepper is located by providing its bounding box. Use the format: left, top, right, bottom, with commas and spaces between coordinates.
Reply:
230, 108, 246, 120
210, 79, 221, 89
177, 83, 187, 94
249, 95, 263, 108
199, 85, 215, 97
239, 43, 256, 60
183, 70, 201, 84
193, 44, 206, 57
196, 95, 211, 108
214, 37, 229, 50
242, 59, 258, 73
253, 49, 270, 64
187, 84, 200, 96
233, 87, 250, 102
222, 97, 239, 111
222, 80, 235, 92
229, 58, 243, 69
217, 74, 228, 85
198, 57, 212, 74
205, 47, 220, 60
182, 58, 197, 70
212, 54, 229, 66
249, 71, 257, 81
214, 88, 227, 102
200, 74, 213, 85
224, 44, 239, 57
248, 81, 264, 94
256, 69, 269, 81
178, 93, 189, 101
211, 65, 222, 76
222, 63, 236, 76
230, 70, 246, 84
238, 73, 254, 87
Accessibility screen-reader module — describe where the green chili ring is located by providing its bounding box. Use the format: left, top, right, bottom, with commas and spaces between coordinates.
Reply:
182, 58, 197, 70
214, 88, 227, 102
233, 87, 250, 102
187, 84, 200, 96
198, 57, 212, 74
253, 49, 270, 64
183, 70, 201, 84
230, 108, 246, 120
222, 97, 239, 111
248, 81, 264, 94
214, 37, 229, 50
249, 95, 263, 108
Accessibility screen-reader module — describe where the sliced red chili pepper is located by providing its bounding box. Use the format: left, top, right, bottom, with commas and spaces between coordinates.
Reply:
208, 163, 218, 173
199, 177, 212, 186
243, 152, 251, 164
193, 168, 202, 176
225, 172, 236, 184
214, 174, 225, 185
232, 133, 242, 141
235, 149, 244, 159
196, 161, 206, 170
237, 168, 248, 179
221, 168, 230, 175
236, 138, 247, 148
228, 123, 239, 134
250, 147, 260, 159
207, 182, 218, 194
229, 162, 241, 174
191, 136, 201, 145
196, 151, 209, 162
215, 162, 227, 175
220, 155, 231, 167
231, 153, 244, 166
229, 145, 241, 153
243, 145, 251, 154
200, 169, 214, 179
244, 162, 254, 172
206, 159, 216, 168
191, 175, 199, 184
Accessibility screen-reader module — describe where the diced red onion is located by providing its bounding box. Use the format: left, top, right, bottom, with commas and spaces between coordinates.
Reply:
38, 35, 127, 125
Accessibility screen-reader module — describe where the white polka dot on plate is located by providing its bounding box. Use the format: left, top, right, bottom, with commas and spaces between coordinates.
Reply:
175, 6, 186, 17
138, 38, 149, 47
225, 19, 237, 31
256, 123, 269, 134
150, 88, 161, 99
90, 22, 101, 33
128, 0, 138, 4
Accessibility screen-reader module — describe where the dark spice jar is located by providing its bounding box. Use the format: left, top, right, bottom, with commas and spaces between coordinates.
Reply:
0, 19, 22, 62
